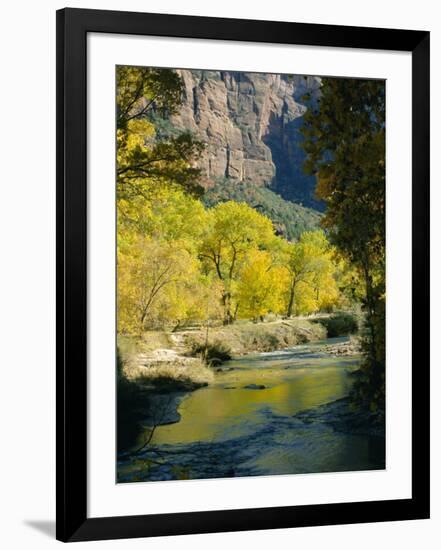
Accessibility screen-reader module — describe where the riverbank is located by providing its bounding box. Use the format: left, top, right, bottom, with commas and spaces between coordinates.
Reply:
319, 337, 361, 357
127, 338, 364, 443
119, 317, 330, 388
117, 315, 360, 453
123, 351, 214, 391
117, 338, 384, 482
180, 317, 328, 356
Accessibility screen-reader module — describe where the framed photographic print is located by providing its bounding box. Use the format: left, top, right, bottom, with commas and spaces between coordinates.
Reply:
56, 8, 430, 542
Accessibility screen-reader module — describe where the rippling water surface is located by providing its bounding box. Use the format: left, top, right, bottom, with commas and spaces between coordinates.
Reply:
118, 338, 385, 482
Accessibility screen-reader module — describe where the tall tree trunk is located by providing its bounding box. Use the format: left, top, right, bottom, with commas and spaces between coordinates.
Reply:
286, 280, 296, 318
140, 308, 148, 330
222, 291, 233, 325
233, 303, 239, 322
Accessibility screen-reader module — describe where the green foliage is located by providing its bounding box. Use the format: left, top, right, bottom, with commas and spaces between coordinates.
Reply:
315, 312, 358, 338
116, 66, 205, 206
117, 66, 184, 130
147, 111, 183, 140
301, 77, 385, 410
203, 179, 321, 240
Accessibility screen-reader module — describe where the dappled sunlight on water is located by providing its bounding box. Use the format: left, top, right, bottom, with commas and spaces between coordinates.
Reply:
150, 340, 358, 445
118, 338, 385, 482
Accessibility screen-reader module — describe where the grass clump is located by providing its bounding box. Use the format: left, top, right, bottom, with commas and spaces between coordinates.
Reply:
118, 332, 173, 356
127, 358, 214, 391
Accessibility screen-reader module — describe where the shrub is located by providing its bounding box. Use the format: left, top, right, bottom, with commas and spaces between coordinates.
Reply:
316, 312, 358, 337
190, 341, 232, 365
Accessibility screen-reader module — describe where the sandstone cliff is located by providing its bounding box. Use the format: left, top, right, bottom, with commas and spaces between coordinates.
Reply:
170, 70, 321, 208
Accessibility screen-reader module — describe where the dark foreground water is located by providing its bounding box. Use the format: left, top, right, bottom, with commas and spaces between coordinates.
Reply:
117, 338, 385, 482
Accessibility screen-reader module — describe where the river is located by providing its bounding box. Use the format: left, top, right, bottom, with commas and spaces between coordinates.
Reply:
117, 337, 385, 482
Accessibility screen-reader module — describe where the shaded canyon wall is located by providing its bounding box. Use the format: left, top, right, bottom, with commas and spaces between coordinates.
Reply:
170, 70, 322, 208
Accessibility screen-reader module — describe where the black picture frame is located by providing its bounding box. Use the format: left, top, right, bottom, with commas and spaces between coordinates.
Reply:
56, 7, 430, 542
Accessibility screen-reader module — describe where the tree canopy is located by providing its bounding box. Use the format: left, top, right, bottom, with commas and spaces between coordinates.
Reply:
118, 186, 341, 332
116, 66, 205, 210
301, 77, 385, 410
116, 68, 348, 350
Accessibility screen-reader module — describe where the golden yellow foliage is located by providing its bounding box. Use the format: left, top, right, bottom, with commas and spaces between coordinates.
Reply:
236, 250, 286, 320
117, 237, 201, 333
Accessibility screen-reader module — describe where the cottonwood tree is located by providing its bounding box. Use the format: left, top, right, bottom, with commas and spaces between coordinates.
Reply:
236, 250, 285, 321
280, 230, 338, 317
117, 238, 200, 333
199, 201, 276, 324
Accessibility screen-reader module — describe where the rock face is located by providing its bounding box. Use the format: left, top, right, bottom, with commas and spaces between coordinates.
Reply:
170, 70, 321, 207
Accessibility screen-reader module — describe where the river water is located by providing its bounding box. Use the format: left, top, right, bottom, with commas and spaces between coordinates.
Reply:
117, 337, 385, 482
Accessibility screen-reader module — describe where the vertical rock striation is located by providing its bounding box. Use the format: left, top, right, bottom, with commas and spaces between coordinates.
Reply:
170, 70, 321, 207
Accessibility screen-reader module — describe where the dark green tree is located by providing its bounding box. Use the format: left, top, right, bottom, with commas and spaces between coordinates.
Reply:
301, 78, 385, 411
116, 66, 204, 201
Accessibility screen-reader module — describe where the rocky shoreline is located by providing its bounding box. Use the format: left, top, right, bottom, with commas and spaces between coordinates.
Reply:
118, 321, 362, 458
316, 338, 361, 357
120, 318, 333, 395
120, 337, 365, 458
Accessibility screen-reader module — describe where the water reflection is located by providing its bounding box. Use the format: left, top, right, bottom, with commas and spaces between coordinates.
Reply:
120, 338, 384, 482
150, 341, 358, 445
